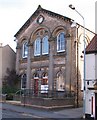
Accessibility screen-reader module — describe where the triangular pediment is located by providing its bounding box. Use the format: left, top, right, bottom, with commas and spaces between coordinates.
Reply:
14, 5, 71, 38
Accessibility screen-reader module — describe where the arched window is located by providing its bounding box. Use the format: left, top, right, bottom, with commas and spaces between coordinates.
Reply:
42, 73, 48, 85
41, 73, 48, 93
42, 36, 49, 55
57, 32, 65, 52
56, 72, 65, 91
22, 42, 28, 58
21, 74, 27, 89
33, 73, 39, 79
34, 38, 41, 56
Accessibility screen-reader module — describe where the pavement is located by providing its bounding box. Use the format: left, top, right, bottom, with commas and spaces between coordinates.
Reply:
2, 100, 74, 109
2, 100, 84, 118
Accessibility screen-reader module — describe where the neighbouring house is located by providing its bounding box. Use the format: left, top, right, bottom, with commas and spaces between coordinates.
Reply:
14, 5, 95, 107
85, 35, 97, 119
0, 44, 16, 87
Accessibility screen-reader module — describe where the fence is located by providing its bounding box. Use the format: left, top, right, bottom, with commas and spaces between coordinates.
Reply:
14, 89, 76, 107
14, 89, 75, 99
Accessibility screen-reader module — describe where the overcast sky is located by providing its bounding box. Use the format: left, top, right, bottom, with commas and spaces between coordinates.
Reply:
0, 0, 96, 51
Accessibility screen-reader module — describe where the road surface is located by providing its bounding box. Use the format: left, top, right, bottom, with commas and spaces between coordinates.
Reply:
2, 102, 83, 119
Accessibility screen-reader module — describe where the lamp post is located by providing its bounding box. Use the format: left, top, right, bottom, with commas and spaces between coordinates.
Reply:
69, 4, 86, 118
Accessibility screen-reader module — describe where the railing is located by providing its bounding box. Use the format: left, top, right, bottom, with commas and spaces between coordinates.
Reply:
14, 89, 75, 99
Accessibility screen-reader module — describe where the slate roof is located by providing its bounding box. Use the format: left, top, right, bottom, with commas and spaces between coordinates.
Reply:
14, 5, 72, 38
86, 35, 97, 54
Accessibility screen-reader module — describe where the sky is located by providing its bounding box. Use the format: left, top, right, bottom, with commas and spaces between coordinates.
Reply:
0, 0, 96, 51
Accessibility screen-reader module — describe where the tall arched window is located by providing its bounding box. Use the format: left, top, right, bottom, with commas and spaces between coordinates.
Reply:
42, 36, 49, 55
56, 72, 65, 91
21, 74, 27, 89
34, 38, 41, 56
22, 42, 28, 58
57, 32, 65, 52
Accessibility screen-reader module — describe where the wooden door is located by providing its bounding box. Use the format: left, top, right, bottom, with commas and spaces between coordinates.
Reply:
34, 79, 38, 96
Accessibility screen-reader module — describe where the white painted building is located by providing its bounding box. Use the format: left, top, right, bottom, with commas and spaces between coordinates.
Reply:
85, 35, 97, 119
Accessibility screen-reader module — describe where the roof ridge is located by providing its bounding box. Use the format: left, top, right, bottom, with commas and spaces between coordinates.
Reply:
14, 5, 71, 37
86, 35, 97, 54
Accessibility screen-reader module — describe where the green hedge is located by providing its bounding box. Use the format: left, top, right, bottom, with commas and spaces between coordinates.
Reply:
2, 86, 19, 100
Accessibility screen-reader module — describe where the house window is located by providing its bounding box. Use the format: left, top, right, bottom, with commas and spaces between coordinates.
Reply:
22, 42, 28, 58
34, 36, 49, 56
34, 38, 41, 56
42, 36, 49, 55
56, 73, 65, 91
21, 74, 27, 89
41, 73, 48, 85
57, 32, 65, 52
41, 73, 48, 93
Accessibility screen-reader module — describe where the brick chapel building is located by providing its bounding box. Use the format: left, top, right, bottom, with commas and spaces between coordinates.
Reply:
14, 5, 95, 106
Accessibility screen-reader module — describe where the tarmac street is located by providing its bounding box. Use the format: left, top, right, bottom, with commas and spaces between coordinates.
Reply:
2, 101, 83, 119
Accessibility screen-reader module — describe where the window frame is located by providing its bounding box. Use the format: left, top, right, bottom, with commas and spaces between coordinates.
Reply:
21, 74, 27, 89
56, 73, 65, 91
22, 41, 28, 58
57, 32, 66, 52
42, 35, 49, 55
34, 38, 41, 56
